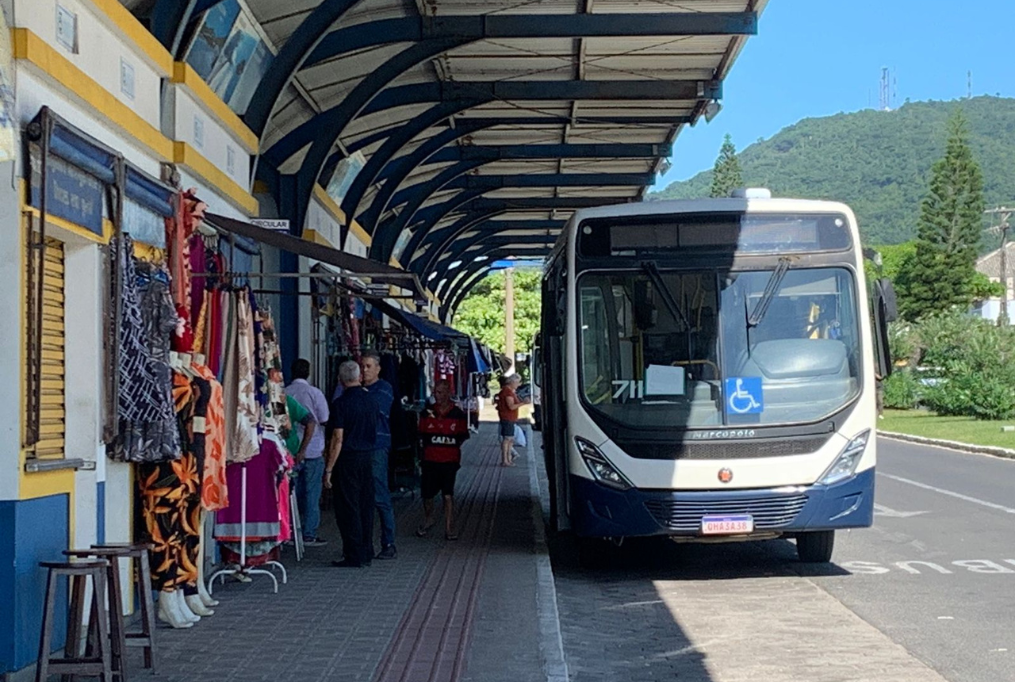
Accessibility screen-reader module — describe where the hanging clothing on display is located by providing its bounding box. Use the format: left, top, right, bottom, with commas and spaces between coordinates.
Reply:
214, 435, 286, 542
137, 371, 202, 594
230, 291, 260, 463
111, 238, 182, 463
193, 361, 228, 512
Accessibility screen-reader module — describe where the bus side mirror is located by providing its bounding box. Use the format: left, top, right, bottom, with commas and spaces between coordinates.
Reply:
872, 279, 896, 377
634, 281, 656, 330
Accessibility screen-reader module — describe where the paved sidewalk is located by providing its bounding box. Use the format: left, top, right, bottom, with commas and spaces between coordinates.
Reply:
126, 421, 560, 682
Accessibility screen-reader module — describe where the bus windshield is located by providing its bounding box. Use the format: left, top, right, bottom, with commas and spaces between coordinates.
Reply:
577, 267, 861, 428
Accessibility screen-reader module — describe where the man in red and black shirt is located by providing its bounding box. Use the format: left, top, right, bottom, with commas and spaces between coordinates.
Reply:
416, 381, 469, 541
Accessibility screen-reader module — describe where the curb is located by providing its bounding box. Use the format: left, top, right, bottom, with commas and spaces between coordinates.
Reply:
525, 431, 570, 682
879, 431, 1015, 459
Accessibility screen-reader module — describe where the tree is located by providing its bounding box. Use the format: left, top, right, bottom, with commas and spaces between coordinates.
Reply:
897, 109, 985, 321
709, 134, 743, 198
451, 268, 542, 356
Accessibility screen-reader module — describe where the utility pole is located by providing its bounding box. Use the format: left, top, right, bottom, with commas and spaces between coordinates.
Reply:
504, 266, 515, 362
983, 206, 1014, 326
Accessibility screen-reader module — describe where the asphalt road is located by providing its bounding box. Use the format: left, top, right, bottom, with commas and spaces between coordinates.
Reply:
549, 438, 1015, 682
808, 439, 1015, 682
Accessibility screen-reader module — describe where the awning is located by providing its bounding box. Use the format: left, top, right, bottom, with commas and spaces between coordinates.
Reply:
389, 307, 467, 342
203, 212, 428, 300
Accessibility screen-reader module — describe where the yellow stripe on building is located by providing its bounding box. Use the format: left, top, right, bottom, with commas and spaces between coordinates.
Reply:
173, 142, 259, 216
86, 0, 174, 77
312, 185, 372, 247
171, 63, 259, 154
12, 28, 174, 162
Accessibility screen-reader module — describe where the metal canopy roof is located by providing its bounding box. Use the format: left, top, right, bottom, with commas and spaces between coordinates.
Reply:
149, 0, 766, 313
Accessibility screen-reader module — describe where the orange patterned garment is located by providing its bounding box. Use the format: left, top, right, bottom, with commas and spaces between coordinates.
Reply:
193, 362, 228, 511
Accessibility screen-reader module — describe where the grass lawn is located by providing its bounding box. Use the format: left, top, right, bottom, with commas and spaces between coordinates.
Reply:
880, 409, 1016, 450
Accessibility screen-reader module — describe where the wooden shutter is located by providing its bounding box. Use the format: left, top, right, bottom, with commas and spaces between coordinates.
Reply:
26, 236, 66, 457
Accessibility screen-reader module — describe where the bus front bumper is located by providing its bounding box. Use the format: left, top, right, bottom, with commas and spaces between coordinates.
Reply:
569, 468, 874, 538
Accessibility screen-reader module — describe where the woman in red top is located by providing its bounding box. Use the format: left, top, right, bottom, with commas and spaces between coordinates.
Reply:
416, 382, 469, 540
496, 373, 530, 467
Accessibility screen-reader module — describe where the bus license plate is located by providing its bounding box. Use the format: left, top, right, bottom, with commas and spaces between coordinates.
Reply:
701, 515, 754, 535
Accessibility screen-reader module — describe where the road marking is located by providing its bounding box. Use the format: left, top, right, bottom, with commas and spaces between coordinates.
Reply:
873, 503, 929, 518
838, 559, 1015, 575
878, 472, 1015, 514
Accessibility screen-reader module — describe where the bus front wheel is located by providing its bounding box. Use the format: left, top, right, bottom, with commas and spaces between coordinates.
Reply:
796, 531, 835, 563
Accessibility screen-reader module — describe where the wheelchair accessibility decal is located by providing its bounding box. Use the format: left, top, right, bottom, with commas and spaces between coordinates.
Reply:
725, 377, 764, 415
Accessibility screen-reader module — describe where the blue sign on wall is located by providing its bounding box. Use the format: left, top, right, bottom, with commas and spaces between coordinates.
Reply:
725, 377, 764, 415
30, 155, 105, 236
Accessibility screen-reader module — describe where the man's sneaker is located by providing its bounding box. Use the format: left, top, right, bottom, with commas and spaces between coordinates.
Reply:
304, 537, 328, 547
376, 544, 397, 560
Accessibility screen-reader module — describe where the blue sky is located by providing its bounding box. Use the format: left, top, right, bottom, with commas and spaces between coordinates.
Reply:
653, 0, 1017, 191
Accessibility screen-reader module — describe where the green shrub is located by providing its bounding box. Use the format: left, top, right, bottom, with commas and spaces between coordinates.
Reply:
910, 313, 1015, 420
882, 370, 920, 409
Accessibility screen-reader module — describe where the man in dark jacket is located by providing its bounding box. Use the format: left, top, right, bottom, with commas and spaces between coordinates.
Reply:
324, 361, 378, 568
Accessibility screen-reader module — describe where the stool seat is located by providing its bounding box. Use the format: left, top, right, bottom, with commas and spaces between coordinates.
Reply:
39, 560, 108, 572
36, 561, 112, 682
92, 542, 154, 553
76, 544, 159, 673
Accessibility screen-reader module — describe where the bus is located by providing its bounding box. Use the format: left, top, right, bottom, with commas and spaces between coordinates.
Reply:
537, 190, 894, 563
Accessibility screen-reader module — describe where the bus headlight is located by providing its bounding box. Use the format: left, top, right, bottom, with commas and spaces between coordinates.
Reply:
575, 438, 633, 490
819, 430, 870, 486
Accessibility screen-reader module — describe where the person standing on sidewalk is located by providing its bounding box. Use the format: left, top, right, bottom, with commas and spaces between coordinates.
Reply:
324, 361, 377, 568
416, 381, 469, 541
286, 359, 331, 546
361, 351, 398, 559
497, 373, 530, 467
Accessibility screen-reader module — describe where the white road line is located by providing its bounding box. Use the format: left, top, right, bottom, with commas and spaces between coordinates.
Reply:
879, 472, 1015, 514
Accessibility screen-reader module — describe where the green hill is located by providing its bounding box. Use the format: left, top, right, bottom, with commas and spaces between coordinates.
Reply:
649, 96, 1014, 245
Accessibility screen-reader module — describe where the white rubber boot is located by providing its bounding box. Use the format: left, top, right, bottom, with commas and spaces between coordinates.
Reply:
197, 578, 219, 607
185, 593, 215, 617
157, 591, 193, 629
173, 589, 201, 623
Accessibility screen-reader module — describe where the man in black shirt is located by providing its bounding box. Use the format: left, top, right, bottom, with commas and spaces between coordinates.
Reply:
324, 360, 378, 567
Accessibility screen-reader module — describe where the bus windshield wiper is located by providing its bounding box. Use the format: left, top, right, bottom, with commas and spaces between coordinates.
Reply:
748, 257, 791, 327
641, 261, 688, 330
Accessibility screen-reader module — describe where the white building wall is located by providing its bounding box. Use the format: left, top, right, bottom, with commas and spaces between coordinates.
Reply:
13, 0, 165, 129
171, 88, 251, 191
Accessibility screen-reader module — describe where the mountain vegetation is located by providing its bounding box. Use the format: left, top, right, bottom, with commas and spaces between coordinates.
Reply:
649, 96, 1014, 246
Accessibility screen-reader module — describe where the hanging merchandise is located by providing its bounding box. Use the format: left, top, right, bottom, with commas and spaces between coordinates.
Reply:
230, 291, 260, 463
137, 369, 202, 594
193, 360, 228, 511
109, 236, 182, 463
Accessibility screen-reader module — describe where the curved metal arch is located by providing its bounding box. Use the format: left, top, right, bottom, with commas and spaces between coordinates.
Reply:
372, 187, 491, 261
376, 171, 649, 264
289, 78, 714, 231
439, 248, 550, 310
294, 100, 486, 247
151, 0, 223, 54
413, 220, 562, 277
402, 210, 504, 268
304, 12, 757, 70
433, 233, 558, 278
243, 0, 364, 139
385, 170, 649, 247
438, 247, 551, 303
379, 158, 491, 233
293, 38, 468, 238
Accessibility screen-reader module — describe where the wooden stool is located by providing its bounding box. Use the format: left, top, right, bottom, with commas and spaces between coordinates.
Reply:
65, 547, 138, 680
36, 560, 112, 682
92, 543, 158, 674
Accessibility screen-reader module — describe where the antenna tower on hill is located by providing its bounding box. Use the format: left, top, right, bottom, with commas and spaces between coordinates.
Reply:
879, 67, 891, 111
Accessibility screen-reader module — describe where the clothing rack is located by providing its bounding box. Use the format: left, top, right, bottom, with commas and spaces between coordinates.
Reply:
196, 235, 286, 595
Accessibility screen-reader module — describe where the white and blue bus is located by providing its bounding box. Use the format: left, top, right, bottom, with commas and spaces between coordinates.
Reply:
538, 191, 894, 562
